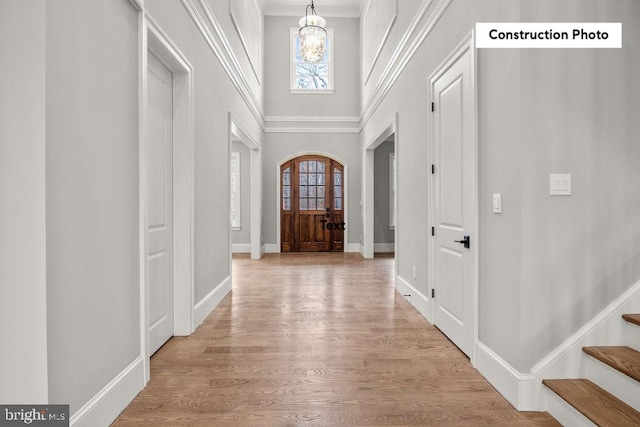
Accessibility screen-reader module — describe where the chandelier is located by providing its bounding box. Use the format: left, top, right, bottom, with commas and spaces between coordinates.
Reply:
298, 1, 327, 63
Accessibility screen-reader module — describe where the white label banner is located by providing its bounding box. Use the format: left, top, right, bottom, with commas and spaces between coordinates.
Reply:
476, 23, 622, 48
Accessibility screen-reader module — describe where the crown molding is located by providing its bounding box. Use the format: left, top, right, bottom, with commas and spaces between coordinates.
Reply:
263, 5, 361, 18
180, 0, 266, 130
265, 115, 359, 133
360, 0, 452, 131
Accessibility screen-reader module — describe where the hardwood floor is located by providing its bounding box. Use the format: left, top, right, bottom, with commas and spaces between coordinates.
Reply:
114, 253, 558, 426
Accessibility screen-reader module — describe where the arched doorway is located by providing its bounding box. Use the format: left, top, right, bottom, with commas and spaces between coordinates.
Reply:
281, 155, 344, 252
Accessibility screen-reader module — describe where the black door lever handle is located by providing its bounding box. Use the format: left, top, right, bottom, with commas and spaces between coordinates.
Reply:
454, 235, 470, 249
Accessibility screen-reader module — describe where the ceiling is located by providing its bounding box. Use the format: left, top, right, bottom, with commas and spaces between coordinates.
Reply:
261, 0, 365, 17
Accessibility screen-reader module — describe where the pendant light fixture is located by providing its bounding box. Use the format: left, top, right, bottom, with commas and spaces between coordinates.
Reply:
298, 1, 327, 63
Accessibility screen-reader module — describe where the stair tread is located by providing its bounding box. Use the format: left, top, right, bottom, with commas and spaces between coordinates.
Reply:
583, 346, 640, 382
623, 314, 640, 327
543, 378, 640, 427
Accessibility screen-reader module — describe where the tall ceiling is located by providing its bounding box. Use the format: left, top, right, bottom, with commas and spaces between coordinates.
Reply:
261, 0, 365, 17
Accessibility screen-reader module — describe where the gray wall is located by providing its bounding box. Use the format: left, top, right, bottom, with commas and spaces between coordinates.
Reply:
0, 0, 48, 403
262, 15, 361, 249
374, 140, 395, 246
45, 0, 140, 412
232, 140, 252, 245
361, 0, 640, 372
6, 0, 266, 417
145, 0, 263, 302
265, 16, 360, 117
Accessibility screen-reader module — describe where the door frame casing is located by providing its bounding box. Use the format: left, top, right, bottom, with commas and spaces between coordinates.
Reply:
363, 114, 398, 262
276, 152, 348, 253
139, 14, 195, 383
228, 113, 262, 260
427, 31, 478, 364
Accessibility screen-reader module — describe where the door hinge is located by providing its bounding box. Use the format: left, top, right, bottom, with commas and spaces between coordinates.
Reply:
431, 164, 435, 174
431, 227, 435, 236
431, 102, 435, 112
431, 289, 435, 298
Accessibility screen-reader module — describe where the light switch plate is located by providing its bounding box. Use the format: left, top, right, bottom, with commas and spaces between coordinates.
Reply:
493, 193, 502, 213
550, 174, 571, 196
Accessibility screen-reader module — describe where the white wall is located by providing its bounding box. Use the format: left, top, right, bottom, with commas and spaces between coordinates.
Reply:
361, 0, 640, 374
0, 0, 48, 404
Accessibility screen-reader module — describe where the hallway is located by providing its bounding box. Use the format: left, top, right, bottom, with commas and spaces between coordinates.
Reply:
114, 253, 558, 426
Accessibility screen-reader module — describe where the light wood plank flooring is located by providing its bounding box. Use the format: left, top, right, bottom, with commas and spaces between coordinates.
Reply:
114, 253, 558, 426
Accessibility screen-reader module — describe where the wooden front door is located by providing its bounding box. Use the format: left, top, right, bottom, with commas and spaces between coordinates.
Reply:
281, 155, 344, 252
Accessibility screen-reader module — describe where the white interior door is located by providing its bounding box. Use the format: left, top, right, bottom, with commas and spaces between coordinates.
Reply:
147, 53, 174, 355
432, 45, 474, 357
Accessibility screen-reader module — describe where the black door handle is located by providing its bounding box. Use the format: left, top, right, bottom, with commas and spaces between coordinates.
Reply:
454, 235, 470, 249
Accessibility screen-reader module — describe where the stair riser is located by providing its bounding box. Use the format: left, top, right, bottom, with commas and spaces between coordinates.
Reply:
624, 322, 640, 351
545, 387, 598, 427
583, 353, 640, 412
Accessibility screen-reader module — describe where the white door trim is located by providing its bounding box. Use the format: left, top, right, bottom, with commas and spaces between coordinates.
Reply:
427, 31, 478, 364
228, 113, 262, 260
139, 14, 195, 383
363, 114, 398, 261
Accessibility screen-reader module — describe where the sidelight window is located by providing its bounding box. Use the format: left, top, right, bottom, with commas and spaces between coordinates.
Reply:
283, 167, 291, 211
334, 169, 342, 211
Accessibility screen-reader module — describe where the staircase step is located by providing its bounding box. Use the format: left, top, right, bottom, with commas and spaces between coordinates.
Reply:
623, 314, 640, 327
583, 346, 640, 382
543, 379, 640, 427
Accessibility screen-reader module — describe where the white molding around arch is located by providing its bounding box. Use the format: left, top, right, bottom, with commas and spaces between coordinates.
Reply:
275, 151, 349, 253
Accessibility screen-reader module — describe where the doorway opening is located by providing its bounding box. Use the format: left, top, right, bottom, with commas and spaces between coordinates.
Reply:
373, 135, 396, 258
427, 33, 477, 360
280, 155, 344, 252
141, 19, 195, 385
229, 115, 261, 260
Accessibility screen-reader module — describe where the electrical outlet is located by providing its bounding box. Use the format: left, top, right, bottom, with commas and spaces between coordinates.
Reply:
412, 266, 417, 279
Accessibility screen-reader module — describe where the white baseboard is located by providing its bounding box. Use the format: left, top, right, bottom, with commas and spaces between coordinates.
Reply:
359, 244, 365, 257
70, 356, 144, 427
345, 243, 360, 253
263, 244, 279, 253
232, 243, 251, 253
395, 275, 432, 323
473, 278, 640, 412
194, 276, 231, 328
474, 342, 538, 411
374, 243, 395, 252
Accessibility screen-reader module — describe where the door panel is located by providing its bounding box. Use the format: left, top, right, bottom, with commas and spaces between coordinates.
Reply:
432, 46, 474, 357
147, 53, 174, 356
296, 157, 330, 251
281, 156, 344, 252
